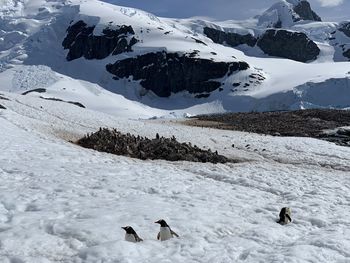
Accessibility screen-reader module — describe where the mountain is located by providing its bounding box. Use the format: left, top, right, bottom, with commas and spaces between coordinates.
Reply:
0, 0, 349, 117
1, 2, 350, 261
258, 0, 322, 28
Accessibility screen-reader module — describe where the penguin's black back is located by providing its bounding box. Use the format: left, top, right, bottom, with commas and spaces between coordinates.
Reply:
125, 226, 137, 234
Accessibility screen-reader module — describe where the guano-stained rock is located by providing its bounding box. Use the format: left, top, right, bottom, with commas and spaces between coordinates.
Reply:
77, 128, 231, 163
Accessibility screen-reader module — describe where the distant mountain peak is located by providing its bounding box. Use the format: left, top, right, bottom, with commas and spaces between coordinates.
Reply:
258, 0, 321, 28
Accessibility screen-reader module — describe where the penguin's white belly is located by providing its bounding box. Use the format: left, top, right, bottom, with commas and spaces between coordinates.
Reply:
125, 233, 136, 242
159, 227, 172, 241
284, 218, 291, 224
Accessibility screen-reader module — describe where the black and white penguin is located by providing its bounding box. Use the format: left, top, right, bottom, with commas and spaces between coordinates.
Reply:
277, 207, 292, 225
155, 219, 179, 241
121, 226, 143, 242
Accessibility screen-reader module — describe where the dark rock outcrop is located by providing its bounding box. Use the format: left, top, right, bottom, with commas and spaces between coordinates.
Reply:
22, 88, 46, 95
339, 22, 350, 38
257, 29, 320, 62
40, 97, 86, 108
203, 27, 257, 47
77, 128, 230, 163
188, 109, 350, 147
0, 104, 5, 109
0, 95, 10, 101
292, 0, 322, 22
62, 20, 138, 61
106, 51, 249, 97
343, 49, 350, 60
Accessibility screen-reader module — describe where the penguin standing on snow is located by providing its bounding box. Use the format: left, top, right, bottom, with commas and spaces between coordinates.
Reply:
121, 226, 143, 242
155, 219, 179, 241
277, 207, 292, 225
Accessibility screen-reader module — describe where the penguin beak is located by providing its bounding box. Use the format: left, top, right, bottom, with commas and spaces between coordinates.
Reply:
121, 227, 126, 230
155, 220, 160, 224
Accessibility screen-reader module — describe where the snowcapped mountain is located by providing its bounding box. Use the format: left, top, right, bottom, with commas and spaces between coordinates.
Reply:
0, 0, 349, 116
258, 0, 321, 28
1, 2, 350, 262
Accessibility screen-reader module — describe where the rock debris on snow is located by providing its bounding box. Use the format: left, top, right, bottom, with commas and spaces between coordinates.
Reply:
76, 128, 230, 163
188, 109, 350, 146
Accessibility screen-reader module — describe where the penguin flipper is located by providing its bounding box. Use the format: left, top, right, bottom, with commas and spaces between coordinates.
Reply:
286, 214, 292, 222
134, 234, 143, 242
171, 230, 179, 238
157, 232, 160, 240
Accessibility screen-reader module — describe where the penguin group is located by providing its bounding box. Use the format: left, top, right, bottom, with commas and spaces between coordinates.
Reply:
122, 208, 291, 243
122, 219, 179, 243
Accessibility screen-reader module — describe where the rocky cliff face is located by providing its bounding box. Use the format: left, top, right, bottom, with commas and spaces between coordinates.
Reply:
62, 20, 138, 61
343, 49, 350, 60
292, 0, 322, 22
106, 51, 249, 97
203, 27, 257, 47
257, 29, 320, 62
204, 27, 319, 63
339, 22, 350, 38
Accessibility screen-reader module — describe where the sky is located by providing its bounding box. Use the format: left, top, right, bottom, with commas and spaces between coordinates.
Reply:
101, 0, 349, 22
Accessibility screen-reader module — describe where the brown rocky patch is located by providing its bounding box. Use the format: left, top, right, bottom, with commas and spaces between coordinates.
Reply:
186, 109, 350, 146
76, 128, 230, 163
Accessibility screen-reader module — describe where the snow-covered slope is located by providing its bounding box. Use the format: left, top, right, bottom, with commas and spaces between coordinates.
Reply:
1, 1, 350, 262
0, 0, 349, 115
1, 92, 350, 262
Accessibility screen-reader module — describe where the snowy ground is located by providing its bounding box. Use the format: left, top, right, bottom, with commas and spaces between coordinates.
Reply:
0, 0, 350, 262
1, 93, 350, 262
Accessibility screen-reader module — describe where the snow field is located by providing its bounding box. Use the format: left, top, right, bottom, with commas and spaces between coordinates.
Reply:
1, 94, 350, 262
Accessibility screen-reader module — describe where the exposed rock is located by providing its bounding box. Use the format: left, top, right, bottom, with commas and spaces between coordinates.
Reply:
76, 128, 230, 163
40, 97, 85, 108
0, 104, 5, 109
22, 88, 47, 95
191, 37, 207, 45
203, 27, 257, 47
339, 22, 350, 38
0, 95, 10, 101
187, 109, 350, 147
257, 29, 320, 62
292, 0, 321, 22
321, 128, 350, 147
62, 20, 138, 61
343, 49, 350, 60
106, 51, 249, 97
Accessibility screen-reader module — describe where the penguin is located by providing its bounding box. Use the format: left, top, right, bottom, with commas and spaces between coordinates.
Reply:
277, 207, 292, 225
155, 219, 179, 241
121, 226, 143, 242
